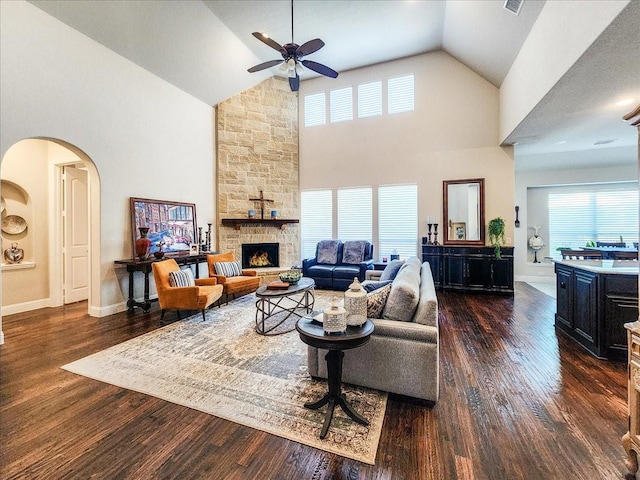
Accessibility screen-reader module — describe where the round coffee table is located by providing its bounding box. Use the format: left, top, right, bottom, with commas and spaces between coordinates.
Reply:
255, 277, 315, 335
296, 316, 374, 439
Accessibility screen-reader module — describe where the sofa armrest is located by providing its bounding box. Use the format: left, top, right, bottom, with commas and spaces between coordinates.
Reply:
365, 270, 383, 281
302, 257, 317, 275
195, 277, 218, 286
241, 269, 257, 277
357, 260, 374, 278
371, 318, 438, 344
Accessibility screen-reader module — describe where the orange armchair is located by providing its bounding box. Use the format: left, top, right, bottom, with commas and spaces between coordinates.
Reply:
207, 252, 261, 303
151, 259, 223, 321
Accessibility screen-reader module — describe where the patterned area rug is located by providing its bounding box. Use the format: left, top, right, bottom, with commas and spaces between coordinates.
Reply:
62, 291, 387, 465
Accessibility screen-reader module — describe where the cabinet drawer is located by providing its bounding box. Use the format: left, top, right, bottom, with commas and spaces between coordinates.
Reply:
632, 334, 640, 361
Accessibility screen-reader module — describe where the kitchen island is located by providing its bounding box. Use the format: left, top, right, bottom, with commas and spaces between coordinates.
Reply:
555, 259, 638, 360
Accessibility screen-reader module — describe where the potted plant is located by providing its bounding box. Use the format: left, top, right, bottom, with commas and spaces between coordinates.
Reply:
488, 217, 506, 259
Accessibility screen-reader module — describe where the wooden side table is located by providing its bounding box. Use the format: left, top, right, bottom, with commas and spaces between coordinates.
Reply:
296, 316, 374, 439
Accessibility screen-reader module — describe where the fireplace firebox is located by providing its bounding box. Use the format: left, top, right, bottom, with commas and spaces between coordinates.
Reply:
242, 243, 279, 269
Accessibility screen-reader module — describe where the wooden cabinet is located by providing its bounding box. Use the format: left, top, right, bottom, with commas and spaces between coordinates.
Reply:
554, 261, 637, 360
421, 245, 514, 295
623, 322, 640, 478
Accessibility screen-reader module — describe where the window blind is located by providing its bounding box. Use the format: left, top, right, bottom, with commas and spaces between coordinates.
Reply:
304, 92, 326, 127
547, 182, 639, 256
357, 81, 382, 118
330, 87, 353, 123
388, 74, 414, 115
337, 187, 372, 242
378, 184, 418, 259
300, 190, 333, 259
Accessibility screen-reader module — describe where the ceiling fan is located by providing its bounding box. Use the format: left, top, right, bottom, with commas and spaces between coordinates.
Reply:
247, 0, 338, 92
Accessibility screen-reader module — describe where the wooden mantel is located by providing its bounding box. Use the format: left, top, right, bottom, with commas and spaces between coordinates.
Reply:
221, 218, 300, 230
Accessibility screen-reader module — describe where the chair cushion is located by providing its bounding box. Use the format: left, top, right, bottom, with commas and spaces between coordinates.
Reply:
306, 265, 335, 278
333, 265, 362, 279
224, 275, 261, 295
367, 283, 392, 318
316, 240, 341, 265
168, 268, 195, 287
214, 261, 242, 277
342, 240, 368, 264
379, 259, 405, 282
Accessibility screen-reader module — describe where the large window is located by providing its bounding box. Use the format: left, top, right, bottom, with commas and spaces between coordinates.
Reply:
330, 87, 353, 123
304, 92, 326, 127
548, 182, 639, 256
357, 81, 382, 118
378, 184, 418, 259
300, 190, 332, 259
388, 74, 414, 115
337, 187, 372, 242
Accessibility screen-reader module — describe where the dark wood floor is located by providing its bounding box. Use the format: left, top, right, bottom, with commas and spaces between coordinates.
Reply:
0, 283, 629, 479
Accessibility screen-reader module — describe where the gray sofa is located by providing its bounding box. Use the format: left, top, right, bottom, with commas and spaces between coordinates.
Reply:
307, 256, 439, 402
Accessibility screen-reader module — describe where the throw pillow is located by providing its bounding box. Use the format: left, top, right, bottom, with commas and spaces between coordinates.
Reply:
367, 283, 392, 318
168, 268, 195, 287
342, 240, 368, 264
316, 240, 340, 265
363, 280, 392, 293
214, 260, 242, 277
379, 259, 404, 282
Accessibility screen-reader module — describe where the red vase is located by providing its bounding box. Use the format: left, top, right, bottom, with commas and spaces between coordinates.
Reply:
135, 227, 152, 260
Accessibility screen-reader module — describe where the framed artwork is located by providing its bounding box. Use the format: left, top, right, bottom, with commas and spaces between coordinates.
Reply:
130, 197, 197, 257
453, 222, 466, 241
189, 243, 199, 256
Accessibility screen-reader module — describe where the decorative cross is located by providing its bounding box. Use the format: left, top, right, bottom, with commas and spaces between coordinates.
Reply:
249, 190, 274, 219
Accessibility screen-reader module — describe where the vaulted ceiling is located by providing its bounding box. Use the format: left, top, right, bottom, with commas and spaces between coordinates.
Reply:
28, 0, 639, 170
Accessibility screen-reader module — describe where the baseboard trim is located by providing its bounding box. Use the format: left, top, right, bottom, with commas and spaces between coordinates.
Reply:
1, 298, 51, 316
516, 275, 556, 284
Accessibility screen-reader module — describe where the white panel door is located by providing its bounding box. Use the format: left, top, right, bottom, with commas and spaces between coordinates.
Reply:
64, 166, 89, 304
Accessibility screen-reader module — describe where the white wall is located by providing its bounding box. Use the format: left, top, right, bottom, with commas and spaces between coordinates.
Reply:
299, 51, 515, 255
0, 1, 217, 335
1, 141, 49, 307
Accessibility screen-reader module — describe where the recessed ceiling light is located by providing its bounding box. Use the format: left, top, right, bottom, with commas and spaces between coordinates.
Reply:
594, 139, 616, 145
554, 140, 567, 145
616, 98, 635, 106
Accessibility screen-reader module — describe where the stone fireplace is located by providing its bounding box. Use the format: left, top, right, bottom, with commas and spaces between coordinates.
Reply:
215, 76, 300, 269
242, 243, 279, 269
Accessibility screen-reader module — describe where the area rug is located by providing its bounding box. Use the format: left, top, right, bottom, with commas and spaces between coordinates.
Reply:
61, 291, 387, 465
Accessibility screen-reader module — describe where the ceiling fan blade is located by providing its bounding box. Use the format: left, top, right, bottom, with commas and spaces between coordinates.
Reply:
301, 60, 338, 79
289, 73, 300, 92
251, 32, 284, 53
296, 38, 324, 57
248, 59, 284, 73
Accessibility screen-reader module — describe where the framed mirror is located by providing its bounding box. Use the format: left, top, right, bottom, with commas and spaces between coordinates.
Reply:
443, 178, 485, 245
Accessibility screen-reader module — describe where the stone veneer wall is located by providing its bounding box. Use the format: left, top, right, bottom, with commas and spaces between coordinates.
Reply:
216, 76, 300, 269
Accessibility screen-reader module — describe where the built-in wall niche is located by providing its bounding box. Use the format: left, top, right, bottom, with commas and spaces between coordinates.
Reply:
1, 179, 35, 269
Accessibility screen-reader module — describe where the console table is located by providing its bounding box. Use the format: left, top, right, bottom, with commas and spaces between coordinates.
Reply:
422, 244, 514, 295
114, 253, 211, 312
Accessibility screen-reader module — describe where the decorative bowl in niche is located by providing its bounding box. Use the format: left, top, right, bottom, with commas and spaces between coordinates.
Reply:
280, 270, 302, 285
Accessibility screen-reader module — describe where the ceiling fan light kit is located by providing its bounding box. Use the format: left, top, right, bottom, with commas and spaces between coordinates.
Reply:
247, 0, 338, 91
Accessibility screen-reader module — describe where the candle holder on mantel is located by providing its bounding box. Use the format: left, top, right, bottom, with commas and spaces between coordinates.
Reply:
426, 223, 434, 245
433, 223, 439, 245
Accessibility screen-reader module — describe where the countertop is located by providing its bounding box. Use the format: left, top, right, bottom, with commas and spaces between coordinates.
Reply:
555, 259, 639, 275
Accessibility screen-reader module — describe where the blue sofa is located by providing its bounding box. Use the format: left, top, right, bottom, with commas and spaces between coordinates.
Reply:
302, 240, 374, 290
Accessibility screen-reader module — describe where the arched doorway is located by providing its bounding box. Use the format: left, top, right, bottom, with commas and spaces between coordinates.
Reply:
1, 138, 101, 321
